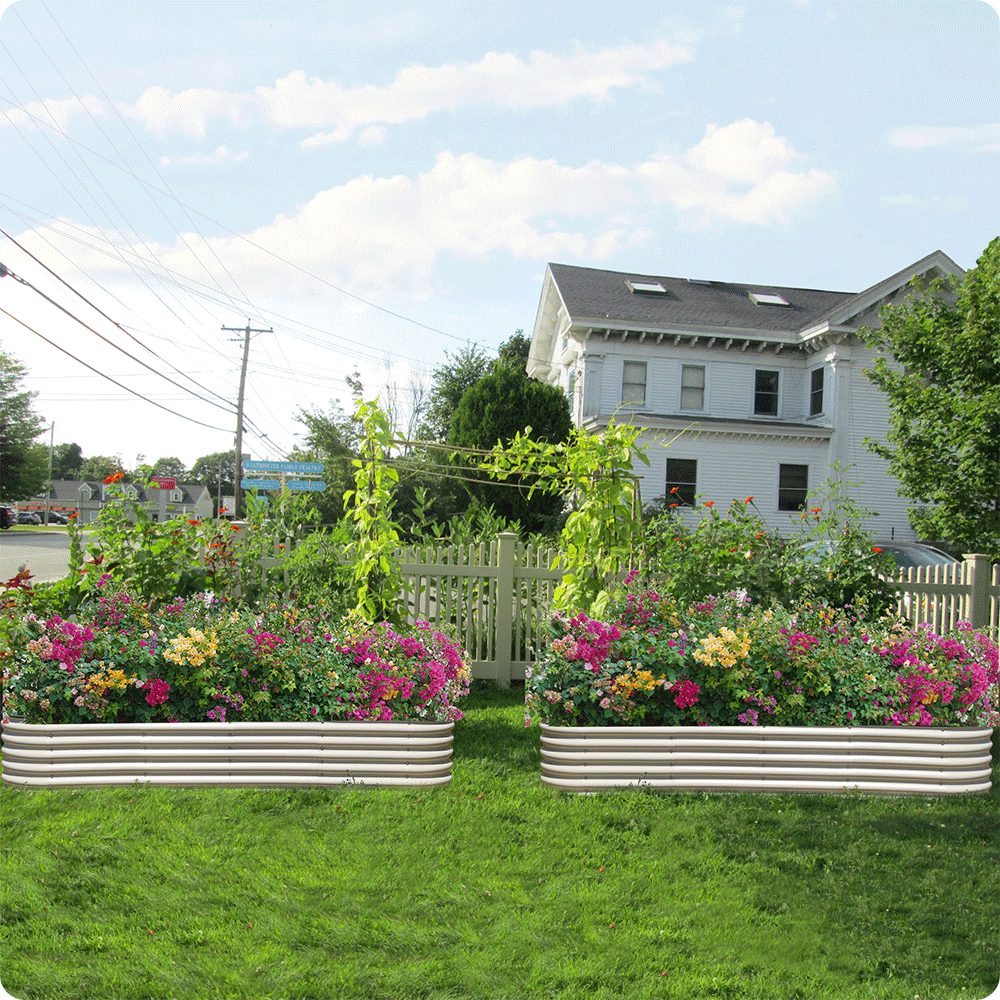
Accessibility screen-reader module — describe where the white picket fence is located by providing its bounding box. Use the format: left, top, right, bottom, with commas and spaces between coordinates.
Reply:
256, 533, 999, 686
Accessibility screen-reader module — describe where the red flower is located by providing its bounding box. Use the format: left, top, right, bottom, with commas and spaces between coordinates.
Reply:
704, 500, 715, 507
873, 546, 883, 553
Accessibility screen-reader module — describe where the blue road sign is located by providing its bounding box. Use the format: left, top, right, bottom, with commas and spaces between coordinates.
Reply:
287, 480, 327, 492
242, 460, 324, 475
241, 478, 280, 490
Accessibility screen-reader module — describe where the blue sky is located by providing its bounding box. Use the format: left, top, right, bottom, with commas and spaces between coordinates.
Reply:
0, 0, 997, 472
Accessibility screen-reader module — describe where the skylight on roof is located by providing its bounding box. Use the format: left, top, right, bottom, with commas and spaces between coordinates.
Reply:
626, 279, 667, 295
749, 291, 790, 307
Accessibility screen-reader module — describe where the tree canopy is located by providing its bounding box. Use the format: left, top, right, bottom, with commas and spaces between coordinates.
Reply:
0, 344, 46, 500
864, 237, 1000, 559
448, 362, 573, 531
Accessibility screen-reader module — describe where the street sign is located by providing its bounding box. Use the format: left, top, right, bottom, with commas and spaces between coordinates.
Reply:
242, 460, 324, 475
240, 478, 280, 490
287, 480, 327, 492
149, 477, 176, 490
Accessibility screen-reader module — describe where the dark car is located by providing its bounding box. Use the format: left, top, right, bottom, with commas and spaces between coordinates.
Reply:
42, 510, 70, 524
0, 506, 13, 529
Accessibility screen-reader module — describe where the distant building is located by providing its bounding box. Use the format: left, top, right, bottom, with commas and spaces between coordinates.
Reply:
527, 250, 964, 540
26, 480, 214, 524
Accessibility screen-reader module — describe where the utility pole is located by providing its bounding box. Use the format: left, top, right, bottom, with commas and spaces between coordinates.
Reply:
222, 320, 272, 519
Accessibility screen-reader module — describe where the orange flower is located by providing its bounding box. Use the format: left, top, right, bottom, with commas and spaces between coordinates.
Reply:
810, 507, 822, 513
669, 503, 679, 508
103, 471, 125, 484
704, 500, 715, 507
745, 496, 754, 503
669, 486, 679, 494
873, 546, 883, 553
188, 519, 199, 526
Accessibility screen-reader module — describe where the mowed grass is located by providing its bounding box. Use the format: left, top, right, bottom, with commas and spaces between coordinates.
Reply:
1, 684, 998, 1000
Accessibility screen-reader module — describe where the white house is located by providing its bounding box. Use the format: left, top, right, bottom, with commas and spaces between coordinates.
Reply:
526, 250, 965, 541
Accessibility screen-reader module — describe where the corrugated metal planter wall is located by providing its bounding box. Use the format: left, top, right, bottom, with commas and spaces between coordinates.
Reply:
1, 721, 454, 789
540, 724, 994, 796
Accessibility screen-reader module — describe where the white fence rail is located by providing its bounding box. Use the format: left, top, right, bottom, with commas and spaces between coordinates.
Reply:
256, 534, 999, 686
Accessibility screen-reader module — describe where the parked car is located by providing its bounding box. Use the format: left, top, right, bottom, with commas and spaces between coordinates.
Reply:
43, 510, 70, 524
16, 511, 41, 525
874, 542, 961, 570
0, 506, 14, 529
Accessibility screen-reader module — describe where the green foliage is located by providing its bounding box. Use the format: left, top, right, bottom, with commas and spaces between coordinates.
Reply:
643, 475, 897, 613
448, 364, 573, 532
77, 455, 124, 481
864, 237, 1000, 558
51, 441, 83, 480
419, 342, 493, 442
0, 344, 46, 500
343, 398, 404, 623
293, 395, 362, 524
484, 421, 648, 615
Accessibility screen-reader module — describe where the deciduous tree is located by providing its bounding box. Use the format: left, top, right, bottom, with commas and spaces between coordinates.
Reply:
0, 344, 45, 500
864, 237, 1000, 559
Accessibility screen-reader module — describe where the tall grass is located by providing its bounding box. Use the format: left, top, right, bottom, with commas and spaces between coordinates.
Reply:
1, 684, 997, 1000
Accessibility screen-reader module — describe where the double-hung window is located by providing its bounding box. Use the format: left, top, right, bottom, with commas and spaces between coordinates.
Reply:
809, 367, 824, 416
622, 361, 647, 405
666, 458, 697, 507
754, 369, 779, 416
778, 464, 809, 511
680, 365, 705, 410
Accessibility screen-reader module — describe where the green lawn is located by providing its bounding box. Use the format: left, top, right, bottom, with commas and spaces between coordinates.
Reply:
2, 684, 998, 1000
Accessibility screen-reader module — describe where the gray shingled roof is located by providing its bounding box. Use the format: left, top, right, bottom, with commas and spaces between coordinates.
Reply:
547, 262, 857, 334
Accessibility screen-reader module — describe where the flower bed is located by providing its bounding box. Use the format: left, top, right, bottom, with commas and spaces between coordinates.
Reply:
2, 588, 471, 726
1, 588, 471, 789
526, 583, 997, 795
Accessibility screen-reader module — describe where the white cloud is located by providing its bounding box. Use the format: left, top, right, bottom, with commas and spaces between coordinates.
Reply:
159, 145, 248, 166
0, 94, 105, 133
19, 121, 834, 299
118, 37, 692, 141
887, 123, 1000, 152
119, 86, 255, 139
640, 120, 836, 227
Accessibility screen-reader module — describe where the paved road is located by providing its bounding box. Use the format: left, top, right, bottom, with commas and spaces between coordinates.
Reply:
0, 531, 81, 584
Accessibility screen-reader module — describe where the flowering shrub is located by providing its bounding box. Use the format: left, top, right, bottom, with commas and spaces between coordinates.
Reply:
2, 586, 471, 725
525, 581, 998, 729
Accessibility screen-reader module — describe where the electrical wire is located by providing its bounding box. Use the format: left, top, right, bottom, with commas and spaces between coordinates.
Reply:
0, 304, 232, 432
1, 261, 237, 415
0, 225, 236, 409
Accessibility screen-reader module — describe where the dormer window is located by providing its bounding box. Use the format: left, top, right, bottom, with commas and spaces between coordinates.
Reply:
170, 490, 183, 503
124, 485, 138, 500
749, 291, 790, 307
625, 279, 667, 295
79, 484, 92, 501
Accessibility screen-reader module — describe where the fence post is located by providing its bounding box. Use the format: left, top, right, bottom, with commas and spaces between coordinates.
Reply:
495, 532, 517, 689
964, 554, 989, 632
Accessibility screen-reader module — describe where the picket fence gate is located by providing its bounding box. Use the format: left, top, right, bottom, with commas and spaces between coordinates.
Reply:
255, 533, 999, 686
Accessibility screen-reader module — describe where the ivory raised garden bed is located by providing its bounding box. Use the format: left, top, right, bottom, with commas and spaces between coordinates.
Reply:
540, 724, 994, 796
1, 720, 455, 789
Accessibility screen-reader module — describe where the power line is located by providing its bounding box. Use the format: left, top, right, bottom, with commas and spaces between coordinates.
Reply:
0, 304, 232, 432
0, 225, 235, 410
0, 259, 236, 416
